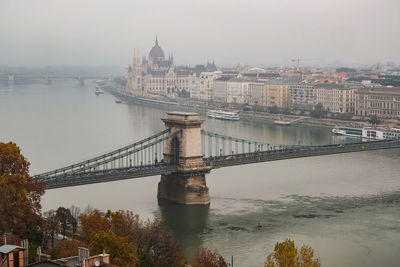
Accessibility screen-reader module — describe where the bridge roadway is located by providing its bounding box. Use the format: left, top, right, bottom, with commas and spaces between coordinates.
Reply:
39, 138, 400, 189
44, 164, 177, 189
205, 138, 400, 168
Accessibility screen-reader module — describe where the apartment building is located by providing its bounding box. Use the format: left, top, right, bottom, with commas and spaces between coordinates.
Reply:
313, 83, 361, 113
355, 87, 400, 119
263, 79, 299, 108
226, 79, 250, 104
289, 83, 316, 111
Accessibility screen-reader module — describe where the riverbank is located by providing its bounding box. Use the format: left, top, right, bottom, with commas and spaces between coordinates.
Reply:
105, 87, 375, 129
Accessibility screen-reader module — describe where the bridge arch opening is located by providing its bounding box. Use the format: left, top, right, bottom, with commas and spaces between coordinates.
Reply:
171, 136, 180, 165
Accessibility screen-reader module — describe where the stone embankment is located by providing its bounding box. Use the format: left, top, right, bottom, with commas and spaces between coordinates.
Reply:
105, 88, 393, 129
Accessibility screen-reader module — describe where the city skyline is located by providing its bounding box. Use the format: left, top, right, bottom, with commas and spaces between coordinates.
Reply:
1, 0, 400, 68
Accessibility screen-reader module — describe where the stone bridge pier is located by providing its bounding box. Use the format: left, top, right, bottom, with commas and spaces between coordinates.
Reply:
158, 112, 211, 205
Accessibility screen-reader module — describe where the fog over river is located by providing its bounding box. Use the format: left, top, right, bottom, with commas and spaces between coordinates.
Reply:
1, 80, 400, 266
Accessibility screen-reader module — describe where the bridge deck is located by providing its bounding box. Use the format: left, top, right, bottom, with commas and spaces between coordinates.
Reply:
44, 164, 177, 189
33, 131, 400, 189
206, 139, 400, 168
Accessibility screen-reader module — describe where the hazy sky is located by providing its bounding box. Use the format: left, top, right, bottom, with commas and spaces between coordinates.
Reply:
1, 0, 399, 68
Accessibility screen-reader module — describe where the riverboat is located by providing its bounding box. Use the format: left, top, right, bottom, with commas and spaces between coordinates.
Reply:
207, 110, 240, 121
274, 120, 292, 126
95, 87, 104, 95
332, 126, 400, 140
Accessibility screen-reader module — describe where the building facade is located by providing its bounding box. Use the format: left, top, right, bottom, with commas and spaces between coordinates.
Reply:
289, 83, 316, 111
355, 87, 400, 119
263, 79, 299, 108
248, 82, 264, 106
226, 79, 250, 104
195, 71, 222, 101
313, 83, 360, 113
126, 37, 191, 98
213, 77, 230, 103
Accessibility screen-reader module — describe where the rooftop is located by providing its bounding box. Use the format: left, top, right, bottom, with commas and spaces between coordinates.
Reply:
265, 78, 301, 84
0, 245, 25, 254
215, 76, 232, 81
358, 87, 400, 94
313, 83, 363, 89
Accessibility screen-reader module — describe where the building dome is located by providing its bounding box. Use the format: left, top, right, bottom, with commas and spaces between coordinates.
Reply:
149, 37, 165, 62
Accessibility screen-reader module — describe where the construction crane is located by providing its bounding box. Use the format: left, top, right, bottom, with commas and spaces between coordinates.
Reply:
291, 57, 318, 71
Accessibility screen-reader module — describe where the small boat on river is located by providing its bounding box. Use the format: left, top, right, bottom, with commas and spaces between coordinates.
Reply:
95, 87, 104, 95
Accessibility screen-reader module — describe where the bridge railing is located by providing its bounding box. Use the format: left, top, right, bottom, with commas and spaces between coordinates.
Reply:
201, 129, 318, 158
204, 138, 400, 167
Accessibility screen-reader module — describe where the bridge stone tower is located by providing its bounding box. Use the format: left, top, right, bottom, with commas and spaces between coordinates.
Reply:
158, 112, 211, 205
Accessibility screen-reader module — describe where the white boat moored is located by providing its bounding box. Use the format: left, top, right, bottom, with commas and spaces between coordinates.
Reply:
207, 110, 240, 121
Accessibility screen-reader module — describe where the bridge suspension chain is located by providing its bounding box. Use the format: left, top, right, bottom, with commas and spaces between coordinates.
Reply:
34, 129, 181, 182
200, 130, 303, 157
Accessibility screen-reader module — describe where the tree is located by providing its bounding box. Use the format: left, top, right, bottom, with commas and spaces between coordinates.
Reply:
79, 209, 111, 244
46, 239, 85, 260
192, 248, 227, 267
252, 105, 267, 112
369, 115, 381, 125
0, 142, 45, 240
106, 210, 138, 241
42, 210, 60, 249
78, 210, 185, 267
133, 217, 185, 267
310, 103, 328, 118
268, 106, 280, 114
336, 113, 353, 120
264, 239, 321, 267
56, 207, 72, 239
90, 230, 137, 267
69, 205, 81, 234
178, 89, 190, 98
281, 107, 292, 115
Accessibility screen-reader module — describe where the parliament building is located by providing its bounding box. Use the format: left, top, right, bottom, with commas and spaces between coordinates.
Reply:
126, 37, 196, 97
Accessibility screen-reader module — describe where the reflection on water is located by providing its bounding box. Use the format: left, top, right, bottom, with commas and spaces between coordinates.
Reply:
203, 191, 400, 267
157, 204, 210, 262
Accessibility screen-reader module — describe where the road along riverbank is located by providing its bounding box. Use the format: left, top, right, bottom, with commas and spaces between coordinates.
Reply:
105, 87, 373, 129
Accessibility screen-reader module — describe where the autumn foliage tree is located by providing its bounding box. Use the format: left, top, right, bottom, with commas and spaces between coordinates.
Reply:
192, 248, 227, 267
133, 217, 185, 267
89, 230, 137, 266
79, 209, 111, 243
0, 142, 45, 242
78, 209, 185, 267
264, 239, 321, 267
46, 239, 85, 260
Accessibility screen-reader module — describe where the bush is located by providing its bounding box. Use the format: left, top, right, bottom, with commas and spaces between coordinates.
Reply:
336, 113, 353, 120
265, 239, 321, 267
310, 103, 328, 118
192, 248, 227, 267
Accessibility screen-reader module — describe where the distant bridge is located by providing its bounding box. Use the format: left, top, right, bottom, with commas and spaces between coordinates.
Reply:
33, 112, 400, 205
0, 74, 109, 85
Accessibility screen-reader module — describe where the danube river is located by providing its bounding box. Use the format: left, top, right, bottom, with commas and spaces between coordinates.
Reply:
1, 80, 400, 266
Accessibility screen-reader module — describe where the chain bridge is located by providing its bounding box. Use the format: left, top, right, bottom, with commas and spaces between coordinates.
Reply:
33, 112, 400, 205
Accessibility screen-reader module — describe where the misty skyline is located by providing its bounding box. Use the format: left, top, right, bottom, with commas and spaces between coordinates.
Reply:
1, 0, 399, 68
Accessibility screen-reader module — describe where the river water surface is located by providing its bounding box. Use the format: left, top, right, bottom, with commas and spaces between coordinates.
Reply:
1, 80, 400, 266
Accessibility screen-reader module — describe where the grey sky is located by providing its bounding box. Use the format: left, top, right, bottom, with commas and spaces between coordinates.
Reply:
1, 0, 399, 68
